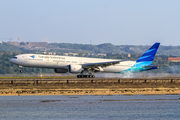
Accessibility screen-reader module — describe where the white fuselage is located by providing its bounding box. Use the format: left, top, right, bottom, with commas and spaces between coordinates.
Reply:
10, 54, 136, 73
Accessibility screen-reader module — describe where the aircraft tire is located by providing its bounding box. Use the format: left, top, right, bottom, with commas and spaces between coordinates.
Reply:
20, 70, 23, 73
77, 75, 95, 78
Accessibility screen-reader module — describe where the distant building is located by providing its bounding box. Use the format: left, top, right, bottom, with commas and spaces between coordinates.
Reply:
168, 57, 180, 62
97, 53, 107, 57
62, 52, 78, 56
68, 52, 78, 56
63, 53, 69, 56
85, 53, 91, 56
128, 53, 131, 57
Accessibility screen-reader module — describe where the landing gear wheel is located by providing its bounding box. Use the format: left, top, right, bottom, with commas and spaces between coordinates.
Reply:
77, 75, 95, 78
20, 70, 23, 73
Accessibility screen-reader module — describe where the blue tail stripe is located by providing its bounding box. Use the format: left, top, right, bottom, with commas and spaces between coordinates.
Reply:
138, 55, 151, 60
136, 56, 154, 62
144, 48, 155, 54
141, 49, 157, 57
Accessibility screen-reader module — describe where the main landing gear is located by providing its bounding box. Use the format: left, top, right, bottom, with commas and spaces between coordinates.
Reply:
77, 69, 96, 78
77, 75, 95, 78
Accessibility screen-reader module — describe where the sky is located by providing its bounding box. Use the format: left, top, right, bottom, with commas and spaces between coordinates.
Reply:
0, 0, 180, 45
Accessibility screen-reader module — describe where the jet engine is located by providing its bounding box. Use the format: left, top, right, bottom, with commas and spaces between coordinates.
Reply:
69, 64, 83, 73
54, 68, 68, 73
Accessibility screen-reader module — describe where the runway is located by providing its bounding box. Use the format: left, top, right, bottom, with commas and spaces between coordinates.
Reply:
0, 77, 180, 84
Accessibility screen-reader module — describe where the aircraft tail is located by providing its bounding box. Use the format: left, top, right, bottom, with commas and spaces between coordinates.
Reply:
135, 42, 160, 69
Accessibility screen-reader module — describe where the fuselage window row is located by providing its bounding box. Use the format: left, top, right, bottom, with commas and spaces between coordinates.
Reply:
28, 59, 43, 61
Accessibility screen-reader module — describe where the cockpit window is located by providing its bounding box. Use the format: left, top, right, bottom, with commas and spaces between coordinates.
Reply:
12, 57, 17, 59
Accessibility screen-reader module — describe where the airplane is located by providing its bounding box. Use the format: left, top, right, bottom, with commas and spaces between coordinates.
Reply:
10, 42, 160, 78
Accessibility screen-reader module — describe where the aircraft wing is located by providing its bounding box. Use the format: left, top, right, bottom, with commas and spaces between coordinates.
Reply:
82, 60, 121, 68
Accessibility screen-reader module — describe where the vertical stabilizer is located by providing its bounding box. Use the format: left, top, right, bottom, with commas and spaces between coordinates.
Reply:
136, 42, 160, 66
119, 42, 160, 73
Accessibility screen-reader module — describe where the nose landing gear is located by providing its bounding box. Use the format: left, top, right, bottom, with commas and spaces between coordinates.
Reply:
19, 65, 23, 73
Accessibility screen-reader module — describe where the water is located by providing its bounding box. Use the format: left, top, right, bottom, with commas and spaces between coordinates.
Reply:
0, 95, 180, 120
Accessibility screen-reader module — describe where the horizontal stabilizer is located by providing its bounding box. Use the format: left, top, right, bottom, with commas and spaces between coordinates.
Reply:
143, 64, 159, 70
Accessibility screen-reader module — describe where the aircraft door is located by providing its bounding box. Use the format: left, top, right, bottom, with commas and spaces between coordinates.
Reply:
46, 58, 49, 63
79, 60, 82, 64
45, 58, 50, 67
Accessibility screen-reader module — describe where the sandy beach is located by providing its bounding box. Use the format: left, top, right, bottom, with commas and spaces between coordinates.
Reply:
0, 88, 180, 96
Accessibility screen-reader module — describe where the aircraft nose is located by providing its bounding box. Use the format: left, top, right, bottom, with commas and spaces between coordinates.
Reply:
9, 58, 13, 62
10, 58, 15, 63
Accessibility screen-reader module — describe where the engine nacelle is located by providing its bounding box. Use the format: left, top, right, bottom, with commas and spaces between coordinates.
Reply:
54, 68, 68, 73
69, 64, 83, 73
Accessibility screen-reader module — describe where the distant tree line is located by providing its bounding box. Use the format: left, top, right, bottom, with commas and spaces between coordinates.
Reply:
50, 43, 180, 56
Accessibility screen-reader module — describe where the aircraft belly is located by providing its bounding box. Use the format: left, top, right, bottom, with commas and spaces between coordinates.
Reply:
21, 61, 40, 67
52, 62, 67, 68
